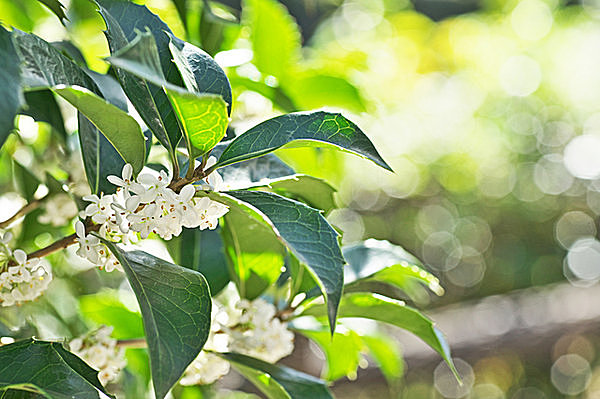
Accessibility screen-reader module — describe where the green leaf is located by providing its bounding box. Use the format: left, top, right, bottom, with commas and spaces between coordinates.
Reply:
97, 0, 232, 155
78, 113, 127, 195
0, 26, 23, 149
0, 339, 115, 399
0, 383, 49, 398
220, 352, 333, 399
79, 291, 144, 340
226, 190, 344, 334
168, 91, 228, 156
97, 0, 182, 156
215, 111, 392, 171
167, 33, 232, 115
101, 243, 212, 399
285, 73, 366, 113
12, 30, 98, 93
295, 327, 363, 381
266, 175, 337, 214
169, 227, 230, 296
12, 161, 40, 203
54, 86, 145, 173
217, 152, 296, 188
243, 0, 300, 81
221, 203, 286, 299
302, 293, 458, 379
21, 90, 67, 141
35, 0, 68, 25
343, 239, 444, 303
361, 334, 404, 388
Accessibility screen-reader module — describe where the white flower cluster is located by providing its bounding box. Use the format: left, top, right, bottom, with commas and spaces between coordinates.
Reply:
225, 298, 295, 363
181, 293, 294, 386
75, 162, 229, 271
0, 231, 52, 307
38, 193, 79, 227
69, 326, 126, 385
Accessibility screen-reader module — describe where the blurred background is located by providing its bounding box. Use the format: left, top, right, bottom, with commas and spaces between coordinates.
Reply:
4, 0, 600, 397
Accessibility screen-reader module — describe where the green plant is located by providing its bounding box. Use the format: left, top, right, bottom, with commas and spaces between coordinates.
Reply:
0, 0, 456, 398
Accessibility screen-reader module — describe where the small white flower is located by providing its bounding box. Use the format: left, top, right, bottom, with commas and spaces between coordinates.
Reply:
69, 326, 126, 385
38, 194, 78, 227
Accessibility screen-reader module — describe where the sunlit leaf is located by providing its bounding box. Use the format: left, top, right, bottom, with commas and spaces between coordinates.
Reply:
35, 0, 67, 25
243, 0, 300, 81
295, 327, 363, 381
301, 293, 458, 379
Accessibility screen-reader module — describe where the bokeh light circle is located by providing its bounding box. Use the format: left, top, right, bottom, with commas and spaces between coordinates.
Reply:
434, 358, 474, 398
550, 354, 592, 395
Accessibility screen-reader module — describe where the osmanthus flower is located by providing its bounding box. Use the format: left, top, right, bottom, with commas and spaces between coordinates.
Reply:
202, 156, 226, 192
225, 298, 295, 363
74, 164, 230, 270
181, 290, 295, 387
38, 193, 78, 227
69, 326, 126, 385
0, 249, 52, 307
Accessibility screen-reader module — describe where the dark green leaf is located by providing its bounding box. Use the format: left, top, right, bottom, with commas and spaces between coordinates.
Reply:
97, 0, 183, 156
295, 327, 363, 381
170, 227, 230, 295
215, 111, 392, 171
226, 190, 344, 334
167, 33, 232, 115
0, 26, 23, 149
243, 0, 300, 81
0, 383, 49, 398
51, 40, 87, 66
79, 291, 144, 340
0, 339, 115, 399
12, 30, 98, 93
12, 161, 40, 202
220, 352, 333, 399
21, 90, 67, 141
221, 202, 286, 299
102, 243, 212, 399
302, 293, 458, 379
77, 113, 126, 195
54, 86, 145, 173
106, 30, 229, 157
35, 0, 68, 25
343, 239, 444, 303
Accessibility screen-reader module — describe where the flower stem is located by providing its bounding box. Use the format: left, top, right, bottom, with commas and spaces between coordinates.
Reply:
0, 200, 43, 229
116, 338, 147, 348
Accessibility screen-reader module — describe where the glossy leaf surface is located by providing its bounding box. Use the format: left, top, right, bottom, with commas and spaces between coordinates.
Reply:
0, 339, 114, 399
0, 26, 23, 149
227, 190, 344, 333
221, 352, 333, 399
215, 112, 392, 171
103, 243, 212, 399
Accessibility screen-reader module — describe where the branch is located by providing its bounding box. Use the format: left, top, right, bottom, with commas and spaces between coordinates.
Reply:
19, 222, 100, 263
0, 200, 42, 229
116, 338, 147, 348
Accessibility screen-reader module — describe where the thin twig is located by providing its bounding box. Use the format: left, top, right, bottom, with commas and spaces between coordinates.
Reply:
116, 338, 147, 348
0, 200, 42, 229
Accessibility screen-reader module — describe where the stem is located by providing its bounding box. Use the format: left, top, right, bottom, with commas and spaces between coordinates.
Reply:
20, 222, 100, 262
116, 338, 147, 348
0, 200, 42, 229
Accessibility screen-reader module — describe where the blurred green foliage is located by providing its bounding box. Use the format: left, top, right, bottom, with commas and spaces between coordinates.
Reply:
3, 0, 600, 397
